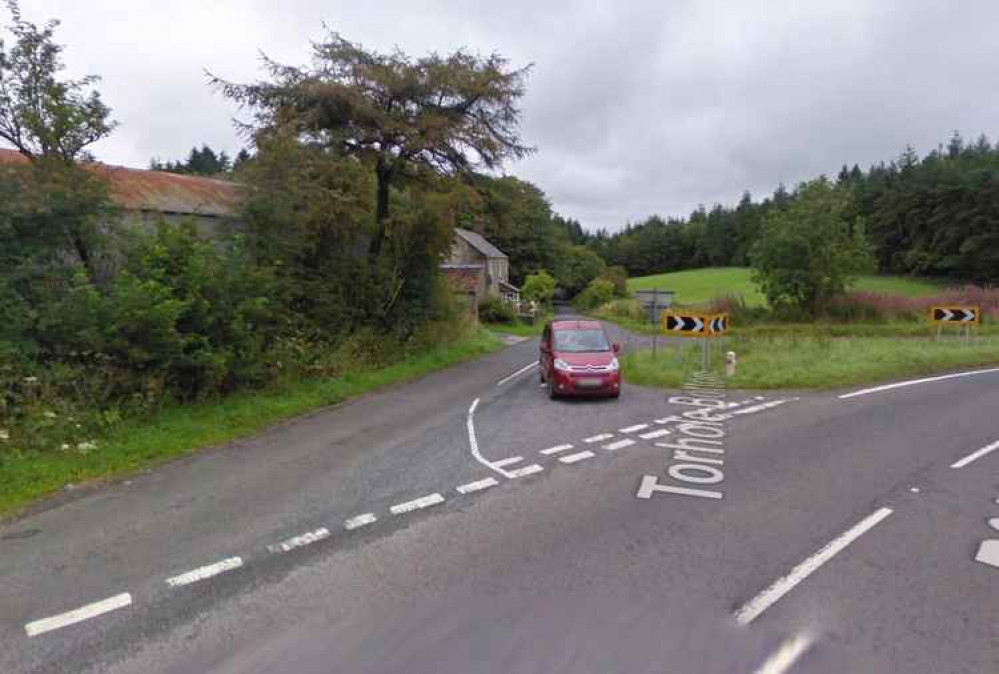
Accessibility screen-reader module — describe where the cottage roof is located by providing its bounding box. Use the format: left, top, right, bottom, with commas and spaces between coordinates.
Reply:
0, 148, 240, 217
454, 227, 508, 259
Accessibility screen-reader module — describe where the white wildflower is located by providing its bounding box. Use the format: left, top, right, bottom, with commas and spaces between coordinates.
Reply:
0, 429, 9, 441
23, 376, 39, 384
60, 443, 70, 451
43, 411, 57, 419
77, 441, 98, 452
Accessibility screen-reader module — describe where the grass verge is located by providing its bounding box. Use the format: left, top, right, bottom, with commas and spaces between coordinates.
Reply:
0, 329, 503, 518
623, 332, 999, 390
626, 267, 943, 306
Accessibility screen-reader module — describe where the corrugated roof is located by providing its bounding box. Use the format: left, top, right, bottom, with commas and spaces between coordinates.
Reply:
454, 227, 507, 259
0, 148, 240, 217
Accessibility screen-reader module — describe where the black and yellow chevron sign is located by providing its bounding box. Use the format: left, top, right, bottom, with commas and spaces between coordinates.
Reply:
930, 305, 980, 324
661, 312, 730, 337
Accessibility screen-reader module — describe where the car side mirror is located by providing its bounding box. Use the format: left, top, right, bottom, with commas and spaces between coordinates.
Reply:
612, 343, 621, 354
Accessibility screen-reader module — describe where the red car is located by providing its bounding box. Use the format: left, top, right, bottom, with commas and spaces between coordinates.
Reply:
539, 320, 621, 399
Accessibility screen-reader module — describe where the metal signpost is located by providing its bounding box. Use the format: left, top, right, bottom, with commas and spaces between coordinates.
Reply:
633, 289, 675, 356
930, 305, 980, 344
661, 311, 730, 369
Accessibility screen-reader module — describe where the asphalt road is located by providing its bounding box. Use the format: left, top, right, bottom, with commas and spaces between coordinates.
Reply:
1, 311, 997, 673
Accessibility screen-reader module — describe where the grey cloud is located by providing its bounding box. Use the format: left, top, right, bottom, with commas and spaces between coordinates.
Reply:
18, 0, 999, 230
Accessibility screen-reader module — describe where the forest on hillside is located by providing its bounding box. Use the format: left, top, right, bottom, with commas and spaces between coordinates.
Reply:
588, 132, 999, 286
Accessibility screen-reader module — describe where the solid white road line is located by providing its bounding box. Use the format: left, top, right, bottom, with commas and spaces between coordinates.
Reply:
951, 439, 999, 468
344, 513, 377, 530
166, 557, 243, 588
25, 593, 132, 637
457, 477, 499, 494
839, 367, 999, 399
583, 433, 614, 443
540, 443, 574, 455
603, 438, 636, 451
267, 528, 330, 554
493, 456, 523, 468
639, 428, 672, 440
753, 633, 814, 674
390, 493, 445, 515
507, 464, 544, 478
559, 450, 596, 464
619, 423, 650, 433
467, 398, 516, 478
497, 361, 539, 387
733, 507, 893, 625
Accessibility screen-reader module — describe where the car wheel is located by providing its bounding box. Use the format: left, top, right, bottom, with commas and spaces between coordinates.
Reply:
548, 376, 559, 400
539, 364, 545, 383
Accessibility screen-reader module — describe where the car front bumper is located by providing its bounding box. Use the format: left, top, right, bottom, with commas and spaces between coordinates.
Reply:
552, 370, 621, 396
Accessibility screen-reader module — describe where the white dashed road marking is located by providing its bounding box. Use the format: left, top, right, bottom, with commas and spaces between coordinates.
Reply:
583, 433, 614, 443
619, 423, 650, 433
639, 428, 672, 440
493, 456, 523, 468
390, 493, 445, 515
165, 557, 243, 588
951, 439, 999, 469
25, 593, 132, 637
540, 443, 574, 455
559, 450, 596, 464
975, 540, 999, 568
603, 438, 636, 451
467, 398, 517, 478
507, 464, 544, 478
734, 507, 893, 625
344, 513, 377, 530
753, 633, 813, 674
457, 477, 499, 494
268, 528, 330, 554
731, 399, 798, 416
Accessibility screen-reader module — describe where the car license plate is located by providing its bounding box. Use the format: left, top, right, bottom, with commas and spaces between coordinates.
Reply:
576, 377, 602, 388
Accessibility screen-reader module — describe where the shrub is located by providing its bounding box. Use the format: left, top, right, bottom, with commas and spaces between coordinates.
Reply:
598, 265, 629, 297
521, 270, 556, 305
479, 295, 516, 323
574, 278, 616, 310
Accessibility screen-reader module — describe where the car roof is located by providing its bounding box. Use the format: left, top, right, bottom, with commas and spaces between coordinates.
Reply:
551, 319, 604, 331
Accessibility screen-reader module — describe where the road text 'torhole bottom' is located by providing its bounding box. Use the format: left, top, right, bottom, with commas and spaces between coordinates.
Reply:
637, 371, 730, 500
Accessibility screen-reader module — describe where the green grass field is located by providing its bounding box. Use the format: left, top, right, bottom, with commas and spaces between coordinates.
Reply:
623, 333, 999, 390
627, 267, 943, 307
0, 329, 503, 518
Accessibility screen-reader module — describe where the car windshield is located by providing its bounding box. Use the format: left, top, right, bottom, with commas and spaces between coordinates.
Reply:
553, 329, 610, 353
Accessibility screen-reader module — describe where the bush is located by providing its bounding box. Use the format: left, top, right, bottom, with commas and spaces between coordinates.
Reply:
598, 265, 629, 297
574, 278, 616, 310
602, 298, 645, 321
522, 270, 556, 305
479, 295, 516, 323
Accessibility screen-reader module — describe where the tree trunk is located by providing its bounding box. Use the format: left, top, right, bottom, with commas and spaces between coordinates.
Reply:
369, 165, 392, 260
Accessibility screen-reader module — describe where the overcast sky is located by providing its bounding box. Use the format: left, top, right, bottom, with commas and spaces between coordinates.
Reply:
14, 0, 999, 230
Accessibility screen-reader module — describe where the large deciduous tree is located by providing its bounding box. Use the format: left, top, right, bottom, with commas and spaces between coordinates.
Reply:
0, 1, 116, 282
750, 179, 875, 316
210, 31, 533, 260
0, 0, 116, 161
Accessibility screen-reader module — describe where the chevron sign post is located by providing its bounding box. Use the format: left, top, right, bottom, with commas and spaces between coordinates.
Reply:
662, 312, 730, 370
931, 306, 980, 324
930, 305, 980, 344
661, 312, 730, 337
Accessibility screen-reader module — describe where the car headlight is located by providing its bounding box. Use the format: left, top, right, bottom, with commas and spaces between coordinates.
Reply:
608, 357, 619, 371
554, 358, 570, 372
